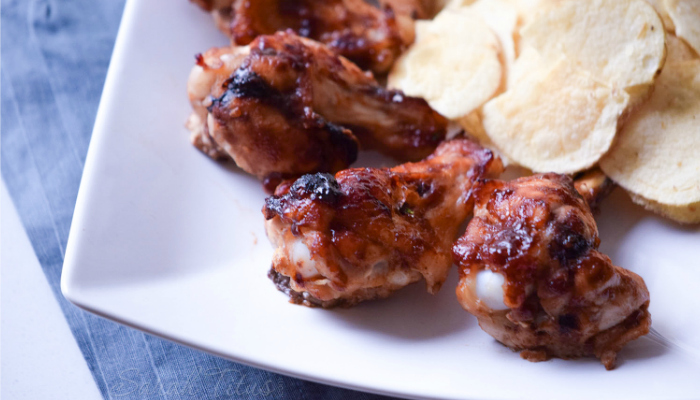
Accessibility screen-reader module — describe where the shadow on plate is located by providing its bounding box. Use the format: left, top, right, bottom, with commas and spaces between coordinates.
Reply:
596, 187, 698, 254
616, 332, 672, 368
326, 269, 476, 341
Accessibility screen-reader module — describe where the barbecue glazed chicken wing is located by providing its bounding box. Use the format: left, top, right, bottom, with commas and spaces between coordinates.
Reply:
186, 45, 248, 161
263, 139, 503, 307
453, 174, 650, 369
573, 167, 615, 213
194, 0, 414, 74
187, 37, 359, 190
187, 31, 448, 190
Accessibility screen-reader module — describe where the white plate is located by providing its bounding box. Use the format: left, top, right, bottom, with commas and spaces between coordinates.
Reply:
61, 0, 700, 398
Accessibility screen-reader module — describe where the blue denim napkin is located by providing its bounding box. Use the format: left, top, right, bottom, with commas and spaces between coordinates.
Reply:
1, 1, 395, 398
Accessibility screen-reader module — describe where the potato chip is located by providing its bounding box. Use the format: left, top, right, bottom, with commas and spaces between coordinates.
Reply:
482, 56, 629, 173
511, 0, 548, 27
468, 0, 519, 80
456, 110, 514, 165
665, 0, 700, 56
599, 60, 700, 221
457, 110, 488, 144
506, 46, 542, 89
520, 0, 666, 91
446, 0, 479, 7
388, 9, 503, 120
666, 33, 699, 63
449, 0, 543, 35
631, 195, 700, 224
645, 0, 676, 31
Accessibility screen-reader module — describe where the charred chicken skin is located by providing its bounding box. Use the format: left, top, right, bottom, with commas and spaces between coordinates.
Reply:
263, 139, 503, 307
453, 174, 650, 369
187, 31, 448, 190
187, 42, 358, 188
193, 0, 414, 74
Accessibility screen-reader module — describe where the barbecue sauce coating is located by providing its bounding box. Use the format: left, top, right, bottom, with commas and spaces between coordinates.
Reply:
193, 32, 447, 192
223, 0, 411, 74
207, 34, 361, 188
263, 139, 503, 307
453, 174, 650, 369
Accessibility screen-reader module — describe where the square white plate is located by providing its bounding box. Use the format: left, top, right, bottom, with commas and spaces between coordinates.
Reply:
62, 0, 700, 398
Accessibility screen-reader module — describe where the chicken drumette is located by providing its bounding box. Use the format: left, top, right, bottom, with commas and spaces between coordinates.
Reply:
573, 167, 615, 213
191, 0, 414, 74
453, 174, 650, 369
187, 31, 448, 191
263, 139, 503, 307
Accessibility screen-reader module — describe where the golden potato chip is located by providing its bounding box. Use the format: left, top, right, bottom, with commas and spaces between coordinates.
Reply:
600, 60, 700, 219
645, 0, 676, 31
449, 0, 543, 31
457, 110, 488, 143
666, 33, 699, 63
388, 9, 503, 120
511, 0, 548, 27
457, 110, 514, 165
506, 46, 542, 89
520, 0, 666, 90
482, 56, 629, 173
446, 0, 479, 7
631, 195, 700, 224
665, 0, 700, 56
469, 0, 519, 82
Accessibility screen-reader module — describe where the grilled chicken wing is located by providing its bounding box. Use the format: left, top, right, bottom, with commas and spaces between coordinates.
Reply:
263, 139, 503, 307
186, 46, 249, 160
187, 31, 448, 190
453, 174, 650, 369
193, 0, 413, 74
573, 167, 615, 212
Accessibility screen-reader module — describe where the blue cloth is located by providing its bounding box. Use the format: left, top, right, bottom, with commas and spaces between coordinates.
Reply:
1, 1, 395, 399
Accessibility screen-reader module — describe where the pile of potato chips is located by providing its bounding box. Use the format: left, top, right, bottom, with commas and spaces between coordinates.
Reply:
389, 0, 700, 224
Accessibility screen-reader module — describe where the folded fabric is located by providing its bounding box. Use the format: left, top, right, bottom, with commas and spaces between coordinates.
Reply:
1, 1, 392, 398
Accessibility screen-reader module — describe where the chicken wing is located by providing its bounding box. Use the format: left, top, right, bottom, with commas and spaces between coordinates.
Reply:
187, 31, 448, 190
573, 167, 615, 212
453, 173, 650, 369
186, 46, 248, 160
193, 0, 413, 74
263, 139, 503, 307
